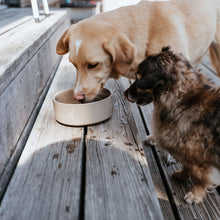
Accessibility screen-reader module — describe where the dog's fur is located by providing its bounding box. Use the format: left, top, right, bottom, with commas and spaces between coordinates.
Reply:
124, 46, 220, 204
56, 0, 220, 102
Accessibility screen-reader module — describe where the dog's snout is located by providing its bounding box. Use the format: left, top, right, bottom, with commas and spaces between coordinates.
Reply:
124, 89, 129, 99
73, 91, 85, 101
124, 89, 136, 103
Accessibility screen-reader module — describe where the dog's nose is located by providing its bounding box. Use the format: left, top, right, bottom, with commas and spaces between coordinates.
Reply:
124, 89, 135, 103
124, 89, 129, 99
73, 92, 85, 102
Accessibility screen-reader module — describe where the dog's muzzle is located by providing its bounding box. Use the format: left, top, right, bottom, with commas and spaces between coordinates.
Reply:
124, 89, 136, 103
73, 91, 85, 103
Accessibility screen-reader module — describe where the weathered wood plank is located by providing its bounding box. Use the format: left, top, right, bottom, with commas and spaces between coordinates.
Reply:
0, 15, 69, 178
201, 53, 216, 75
120, 77, 176, 220
85, 78, 164, 220
0, 5, 7, 11
139, 61, 220, 219
0, 8, 32, 33
199, 63, 220, 85
0, 55, 84, 220
0, 10, 68, 94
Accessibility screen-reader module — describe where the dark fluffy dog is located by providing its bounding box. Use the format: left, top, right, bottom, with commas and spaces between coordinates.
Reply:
124, 46, 220, 204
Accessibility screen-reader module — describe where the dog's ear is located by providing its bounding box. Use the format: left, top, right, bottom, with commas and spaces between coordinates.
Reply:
103, 32, 136, 76
56, 29, 70, 55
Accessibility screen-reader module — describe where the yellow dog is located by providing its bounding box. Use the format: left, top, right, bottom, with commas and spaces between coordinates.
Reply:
57, 0, 220, 102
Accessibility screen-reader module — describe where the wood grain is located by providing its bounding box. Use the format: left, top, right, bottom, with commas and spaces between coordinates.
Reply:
120, 77, 175, 220
0, 8, 32, 34
0, 55, 84, 220
201, 53, 216, 75
0, 11, 69, 178
0, 10, 68, 94
85, 78, 164, 220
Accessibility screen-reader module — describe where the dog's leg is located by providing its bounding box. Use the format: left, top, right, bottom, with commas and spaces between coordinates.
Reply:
143, 134, 156, 146
160, 150, 177, 166
184, 166, 208, 204
173, 167, 189, 181
209, 23, 220, 76
184, 185, 206, 204
144, 135, 177, 165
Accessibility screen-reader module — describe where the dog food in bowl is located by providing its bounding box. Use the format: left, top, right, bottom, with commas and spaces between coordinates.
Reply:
53, 88, 113, 126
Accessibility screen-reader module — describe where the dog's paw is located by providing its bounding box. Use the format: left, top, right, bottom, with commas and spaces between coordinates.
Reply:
184, 187, 206, 204
161, 152, 176, 166
143, 135, 156, 147
166, 154, 177, 165
184, 191, 204, 204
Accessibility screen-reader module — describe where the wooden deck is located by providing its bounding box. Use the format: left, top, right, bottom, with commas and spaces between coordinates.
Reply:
1, 5, 220, 220
0, 8, 69, 204
0, 52, 220, 219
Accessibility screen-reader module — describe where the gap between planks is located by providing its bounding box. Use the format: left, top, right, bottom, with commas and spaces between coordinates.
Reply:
0, 56, 62, 202
122, 78, 177, 220
137, 105, 181, 220
84, 78, 164, 220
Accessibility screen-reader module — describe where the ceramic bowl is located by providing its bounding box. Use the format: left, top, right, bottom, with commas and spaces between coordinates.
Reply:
53, 88, 113, 126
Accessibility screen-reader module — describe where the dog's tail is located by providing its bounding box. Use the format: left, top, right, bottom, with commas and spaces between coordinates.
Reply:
209, 0, 220, 76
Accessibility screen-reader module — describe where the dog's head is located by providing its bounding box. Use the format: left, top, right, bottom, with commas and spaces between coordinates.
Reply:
124, 46, 188, 105
56, 20, 136, 102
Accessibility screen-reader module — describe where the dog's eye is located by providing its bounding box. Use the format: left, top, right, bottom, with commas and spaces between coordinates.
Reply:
88, 63, 98, 69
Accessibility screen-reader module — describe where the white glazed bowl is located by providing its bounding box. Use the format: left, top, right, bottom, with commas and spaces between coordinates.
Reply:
53, 88, 113, 126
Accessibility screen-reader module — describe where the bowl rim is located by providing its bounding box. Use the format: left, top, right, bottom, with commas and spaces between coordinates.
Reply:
53, 88, 112, 106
